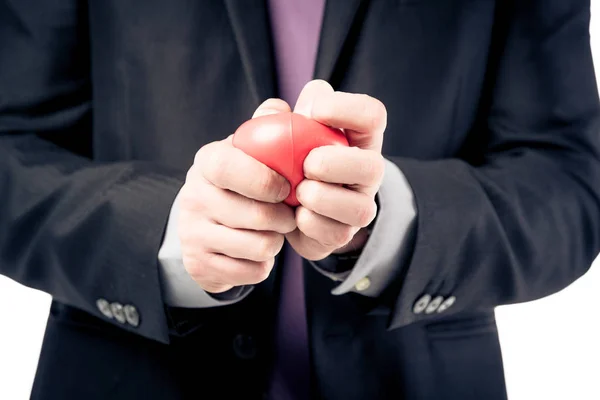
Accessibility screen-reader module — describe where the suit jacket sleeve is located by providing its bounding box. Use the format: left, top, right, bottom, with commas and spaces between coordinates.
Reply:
385, 0, 600, 329
0, 0, 184, 344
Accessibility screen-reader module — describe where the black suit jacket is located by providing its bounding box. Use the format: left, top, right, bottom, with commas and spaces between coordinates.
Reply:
1, 0, 599, 399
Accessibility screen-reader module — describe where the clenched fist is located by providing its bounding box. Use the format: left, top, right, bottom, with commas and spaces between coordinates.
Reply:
178, 99, 297, 293
286, 80, 387, 260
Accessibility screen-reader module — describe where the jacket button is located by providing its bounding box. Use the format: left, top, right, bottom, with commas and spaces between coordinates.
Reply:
437, 296, 456, 313
412, 294, 431, 314
232, 333, 258, 360
425, 296, 444, 314
110, 302, 126, 324
96, 298, 113, 319
124, 305, 140, 327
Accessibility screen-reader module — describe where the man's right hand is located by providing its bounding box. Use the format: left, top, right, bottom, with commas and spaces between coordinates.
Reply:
178, 99, 297, 294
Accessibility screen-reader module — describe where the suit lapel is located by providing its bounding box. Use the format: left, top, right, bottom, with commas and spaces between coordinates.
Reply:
313, 0, 364, 84
224, 0, 277, 105
224, 0, 366, 101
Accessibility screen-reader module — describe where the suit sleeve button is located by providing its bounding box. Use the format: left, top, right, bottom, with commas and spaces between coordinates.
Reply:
413, 294, 432, 314
96, 298, 113, 319
437, 296, 456, 313
124, 305, 140, 327
110, 302, 126, 324
425, 296, 444, 314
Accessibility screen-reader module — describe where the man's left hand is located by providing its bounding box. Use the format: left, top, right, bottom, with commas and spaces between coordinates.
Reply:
286, 80, 387, 260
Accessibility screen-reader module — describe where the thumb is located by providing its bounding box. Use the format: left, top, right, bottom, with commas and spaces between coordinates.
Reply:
252, 98, 292, 118
293, 80, 334, 117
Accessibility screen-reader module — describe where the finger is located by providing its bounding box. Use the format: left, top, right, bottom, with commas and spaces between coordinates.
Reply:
332, 227, 371, 255
183, 220, 285, 262
303, 146, 385, 194
189, 278, 232, 294
295, 206, 359, 249
197, 141, 290, 203
208, 254, 275, 286
296, 180, 377, 227
285, 228, 335, 261
311, 91, 387, 151
186, 253, 274, 291
198, 182, 296, 234
294, 79, 334, 117
253, 98, 292, 118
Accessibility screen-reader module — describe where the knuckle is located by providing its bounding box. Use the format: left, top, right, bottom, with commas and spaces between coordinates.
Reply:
371, 153, 386, 183
295, 206, 311, 229
251, 201, 275, 228
206, 162, 225, 186
195, 141, 221, 167
179, 218, 209, 246
303, 181, 325, 207
270, 233, 285, 254
203, 251, 225, 272
255, 233, 284, 260
185, 253, 233, 294
304, 247, 332, 262
300, 235, 334, 261
183, 255, 207, 281
331, 225, 355, 247
203, 150, 229, 186
281, 212, 298, 233
372, 98, 388, 130
254, 236, 272, 260
251, 260, 273, 283
305, 149, 327, 177
264, 203, 296, 233
313, 150, 329, 177
354, 149, 374, 175
311, 97, 335, 121
181, 169, 209, 210
356, 201, 377, 227
363, 95, 387, 133
179, 190, 206, 214
358, 150, 385, 185
201, 281, 229, 294
374, 98, 388, 121
252, 171, 281, 199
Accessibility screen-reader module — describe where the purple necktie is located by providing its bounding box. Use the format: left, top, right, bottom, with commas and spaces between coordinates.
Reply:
266, 0, 325, 399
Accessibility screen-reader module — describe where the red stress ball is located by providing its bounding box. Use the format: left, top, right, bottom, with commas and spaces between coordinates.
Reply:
232, 112, 349, 206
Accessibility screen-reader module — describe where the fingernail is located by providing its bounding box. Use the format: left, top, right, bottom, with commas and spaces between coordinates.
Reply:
253, 108, 282, 118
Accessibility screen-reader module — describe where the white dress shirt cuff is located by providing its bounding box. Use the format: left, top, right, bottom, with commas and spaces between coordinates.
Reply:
311, 158, 417, 297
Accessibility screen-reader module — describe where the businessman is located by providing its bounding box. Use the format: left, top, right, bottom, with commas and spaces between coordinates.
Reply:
1, 0, 599, 399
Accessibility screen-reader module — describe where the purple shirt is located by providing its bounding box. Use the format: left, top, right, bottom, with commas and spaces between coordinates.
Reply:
266, 1, 325, 399
269, 0, 325, 104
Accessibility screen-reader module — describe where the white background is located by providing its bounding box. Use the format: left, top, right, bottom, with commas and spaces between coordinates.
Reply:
1, 5, 600, 400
